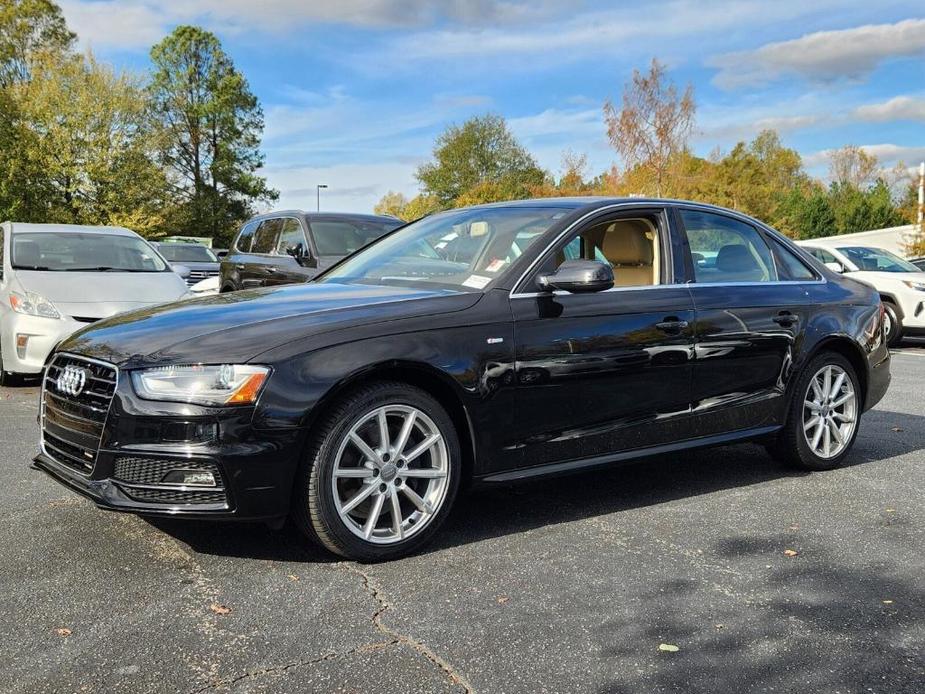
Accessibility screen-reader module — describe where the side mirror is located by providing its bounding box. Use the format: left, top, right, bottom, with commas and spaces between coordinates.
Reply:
172, 263, 191, 279
537, 259, 614, 293
824, 261, 845, 273
286, 244, 316, 268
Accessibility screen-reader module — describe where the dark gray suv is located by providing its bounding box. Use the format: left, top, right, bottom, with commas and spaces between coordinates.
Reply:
220, 211, 401, 292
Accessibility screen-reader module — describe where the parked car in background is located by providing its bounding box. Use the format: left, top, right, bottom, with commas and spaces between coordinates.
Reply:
187, 275, 220, 297
0, 222, 188, 384
797, 241, 925, 346
34, 199, 889, 561
155, 242, 221, 288
220, 211, 402, 292
910, 257, 925, 271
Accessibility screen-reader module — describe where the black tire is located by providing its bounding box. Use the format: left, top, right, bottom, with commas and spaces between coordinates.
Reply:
0, 341, 20, 387
882, 301, 903, 347
767, 351, 861, 471
292, 381, 461, 562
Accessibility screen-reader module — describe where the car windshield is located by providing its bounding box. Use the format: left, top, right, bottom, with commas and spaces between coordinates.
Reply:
157, 244, 217, 262
11, 232, 168, 272
311, 219, 403, 256
837, 246, 920, 273
318, 206, 571, 291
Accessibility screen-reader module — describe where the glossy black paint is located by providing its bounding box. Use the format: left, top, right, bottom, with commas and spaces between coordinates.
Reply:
35, 198, 892, 522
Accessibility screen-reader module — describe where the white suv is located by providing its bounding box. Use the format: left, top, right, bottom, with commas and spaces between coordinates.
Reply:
797, 242, 925, 346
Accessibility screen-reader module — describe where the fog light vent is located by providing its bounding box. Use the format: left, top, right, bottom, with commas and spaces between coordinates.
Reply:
113, 457, 222, 487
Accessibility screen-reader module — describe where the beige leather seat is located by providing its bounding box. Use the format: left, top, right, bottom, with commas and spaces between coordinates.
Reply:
601, 221, 655, 286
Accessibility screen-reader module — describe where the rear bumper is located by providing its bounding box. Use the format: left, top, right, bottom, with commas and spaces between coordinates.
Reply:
864, 349, 891, 412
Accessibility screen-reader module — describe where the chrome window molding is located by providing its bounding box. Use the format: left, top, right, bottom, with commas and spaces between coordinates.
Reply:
508, 200, 827, 299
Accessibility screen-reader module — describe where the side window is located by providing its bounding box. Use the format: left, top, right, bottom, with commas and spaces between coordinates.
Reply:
252, 218, 282, 255
681, 210, 777, 283
770, 238, 816, 280
542, 216, 661, 287
234, 220, 258, 253
276, 218, 308, 255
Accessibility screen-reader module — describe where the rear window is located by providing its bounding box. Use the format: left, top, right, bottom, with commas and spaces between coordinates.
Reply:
11, 232, 167, 272
158, 244, 217, 262
311, 219, 401, 256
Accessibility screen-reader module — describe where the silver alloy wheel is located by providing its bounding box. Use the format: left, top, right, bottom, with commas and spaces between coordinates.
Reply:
331, 404, 450, 544
883, 309, 893, 339
802, 364, 858, 459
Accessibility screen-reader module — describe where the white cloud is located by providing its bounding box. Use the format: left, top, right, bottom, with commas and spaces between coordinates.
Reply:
711, 18, 925, 89
59, 0, 166, 50
854, 96, 925, 122
803, 144, 925, 170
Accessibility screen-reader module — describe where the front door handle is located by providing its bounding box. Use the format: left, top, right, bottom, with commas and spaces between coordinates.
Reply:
235, 263, 245, 270
266, 266, 278, 273
655, 318, 689, 333
773, 311, 799, 327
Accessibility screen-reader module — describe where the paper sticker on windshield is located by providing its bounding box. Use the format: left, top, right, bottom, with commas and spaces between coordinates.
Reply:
485, 258, 506, 273
462, 274, 491, 289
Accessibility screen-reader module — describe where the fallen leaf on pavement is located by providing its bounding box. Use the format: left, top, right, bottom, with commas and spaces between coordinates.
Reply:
658, 643, 680, 652
882, 600, 894, 605
783, 549, 799, 557
210, 603, 231, 615
714, 624, 724, 630
788, 524, 800, 531
287, 574, 299, 582
890, 427, 903, 432
55, 628, 71, 637
885, 508, 896, 513
496, 595, 509, 604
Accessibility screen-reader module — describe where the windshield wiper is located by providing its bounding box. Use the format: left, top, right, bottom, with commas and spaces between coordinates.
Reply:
64, 266, 153, 272
12, 264, 54, 271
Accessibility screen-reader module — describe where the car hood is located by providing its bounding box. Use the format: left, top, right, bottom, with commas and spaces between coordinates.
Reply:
847, 270, 925, 284
58, 282, 481, 368
14, 270, 189, 319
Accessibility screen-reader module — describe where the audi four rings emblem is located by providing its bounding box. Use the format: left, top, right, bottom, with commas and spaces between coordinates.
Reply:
56, 365, 89, 397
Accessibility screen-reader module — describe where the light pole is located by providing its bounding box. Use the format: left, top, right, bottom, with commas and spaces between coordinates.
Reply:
316, 184, 328, 212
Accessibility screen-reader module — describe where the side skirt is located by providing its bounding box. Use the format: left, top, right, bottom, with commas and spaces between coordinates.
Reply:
478, 425, 781, 483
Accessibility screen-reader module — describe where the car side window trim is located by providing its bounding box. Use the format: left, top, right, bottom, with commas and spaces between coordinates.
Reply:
512, 206, 674, 297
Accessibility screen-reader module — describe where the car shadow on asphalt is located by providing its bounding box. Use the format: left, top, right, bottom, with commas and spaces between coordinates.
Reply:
146, 408, 924, 563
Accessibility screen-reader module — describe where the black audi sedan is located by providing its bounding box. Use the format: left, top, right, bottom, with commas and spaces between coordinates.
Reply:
34, 198, 891, 561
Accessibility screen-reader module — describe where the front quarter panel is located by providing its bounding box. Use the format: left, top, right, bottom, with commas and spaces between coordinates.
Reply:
252, 289, 520, 474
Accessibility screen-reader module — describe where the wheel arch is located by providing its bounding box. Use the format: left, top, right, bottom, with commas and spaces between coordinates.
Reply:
878, 292, 904, 319
304, 360, 477, 484
799, 334, 869, 405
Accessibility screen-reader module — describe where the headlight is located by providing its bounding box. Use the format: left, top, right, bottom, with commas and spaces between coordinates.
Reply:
9, 291, 60, 319
131, 364, 270, 405
902, 280, 925, 292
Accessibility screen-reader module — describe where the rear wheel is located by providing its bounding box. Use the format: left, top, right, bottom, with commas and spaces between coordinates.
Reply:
292, 382, 461, 561
882, 301, 903, 347
767, 351, 861, 471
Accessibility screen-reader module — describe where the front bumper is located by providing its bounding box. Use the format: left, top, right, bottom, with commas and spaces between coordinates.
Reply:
34, 374, 306, 520
1, 312, 88, 375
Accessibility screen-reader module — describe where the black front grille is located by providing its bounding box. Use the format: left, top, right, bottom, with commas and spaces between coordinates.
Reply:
122, 487, 227, 506
41, 354, 117, 475
114, 457, 222, 486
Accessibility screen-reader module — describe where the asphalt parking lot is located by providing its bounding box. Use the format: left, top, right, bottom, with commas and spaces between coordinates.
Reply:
1, 343, 923, 694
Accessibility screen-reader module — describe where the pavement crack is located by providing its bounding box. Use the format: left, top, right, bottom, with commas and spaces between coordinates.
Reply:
343, 563, 474, 693
187, 640, 399, 693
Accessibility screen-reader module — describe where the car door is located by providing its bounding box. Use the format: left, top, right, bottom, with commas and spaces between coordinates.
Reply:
244, 218, 284, 287
676, 207, 813, 437
268, 217, 316, 285
509, 206, 696, 468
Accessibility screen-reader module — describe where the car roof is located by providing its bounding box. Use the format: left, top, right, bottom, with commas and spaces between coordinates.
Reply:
454, 196, 763, 215
248, 210, 402, 223
7, 222, 141, 238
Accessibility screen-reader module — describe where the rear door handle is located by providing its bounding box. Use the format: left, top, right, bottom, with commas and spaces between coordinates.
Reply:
655, 318, 689, 333
266, 266, 278, 273
773, 312, 799, 326
235, 264, 245, 270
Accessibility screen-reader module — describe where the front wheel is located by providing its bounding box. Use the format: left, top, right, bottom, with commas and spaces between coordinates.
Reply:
292, 382, 461, 561
767, 352, 861, 471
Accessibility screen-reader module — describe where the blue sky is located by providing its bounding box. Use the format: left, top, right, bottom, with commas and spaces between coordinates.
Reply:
59, 0, 925, 213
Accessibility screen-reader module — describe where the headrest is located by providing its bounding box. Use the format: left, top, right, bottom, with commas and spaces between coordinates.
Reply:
602, 220, 654, 265
14, 239, 41, 267
469, 221, 490, 237
716, 244, 760, 273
